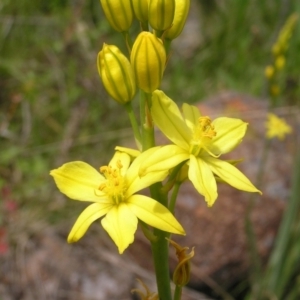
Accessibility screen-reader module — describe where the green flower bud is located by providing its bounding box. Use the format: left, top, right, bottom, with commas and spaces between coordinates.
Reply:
130, 32, 166, 93
148, 0, 175, 31
100, 0, 134, 32
131, 0, 149, 22
98, 44, 136, 104
165, 0, 190, 40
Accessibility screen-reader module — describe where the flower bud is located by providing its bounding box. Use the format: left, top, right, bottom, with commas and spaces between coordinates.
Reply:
100, 0, 134, 32
131, 0, 149, 22
275, 55, 286, 70
131, 32, 166, 93
168, 239, 194, 287
98, 44, 136, 104
148, 0, 175, 31
264, 65, 275, 79
165, 0, 190, 40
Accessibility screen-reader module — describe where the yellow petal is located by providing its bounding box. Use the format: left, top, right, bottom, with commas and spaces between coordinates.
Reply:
68, 202, 112, 243
188, 155, 218, 206
128, 195, 185, 235
50, 161, 105, 202
101, 203, 138, 254
139, 145, 189, 176
204, 157, 261, 194
182, 103, 201, 132
126, 147, 169, 196
152, 90, 191, 150
208, 117, 247, 155
115, 146, 141, 159
109, 151, 131, 176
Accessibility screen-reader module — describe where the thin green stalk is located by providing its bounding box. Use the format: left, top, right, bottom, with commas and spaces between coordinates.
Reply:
124, 102, 142, 149
169, 182, 181, 214
139, 88, 172, 300
122, 31, 133, 54
140, 91, 155, 150
174, 285, 182, 300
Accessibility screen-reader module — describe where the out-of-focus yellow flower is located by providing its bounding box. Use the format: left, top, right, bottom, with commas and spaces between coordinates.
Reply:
148, 0, 175, 31
165, 0, 190, 40
139, 90, 261, 207
130, 32, 166, 93
272, 13, 298, 56
265, 113, 292, 140
265, 65, 275, 79
275, 55, 286, 70
168, 239, 194, 287
50, 151, 185, 254
100, 0, 134, 32
131, 0, 149, 22
270, 85, 280, 97
97, 44, 136, 104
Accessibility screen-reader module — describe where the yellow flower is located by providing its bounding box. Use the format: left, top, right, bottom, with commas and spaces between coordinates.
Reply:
130, 32, 166, 93
265, 65, 275, 79
139, 90, 261, 207
265, 113, 292, 140
100, 0, 134, 32
97, 43, 136, 104
50, 151, 185, 254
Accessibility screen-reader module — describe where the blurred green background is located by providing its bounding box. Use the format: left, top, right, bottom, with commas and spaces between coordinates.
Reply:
0, 0, 300, 298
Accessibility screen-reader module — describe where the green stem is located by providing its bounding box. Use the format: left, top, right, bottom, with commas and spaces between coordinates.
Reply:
140, 91, 155, 151
174, 285, 182, 300
169, 182, 181, 214
151, 229, 172, 300
124, 102, 142, 149
139, 89, 172, 299
122, 31, 133, 54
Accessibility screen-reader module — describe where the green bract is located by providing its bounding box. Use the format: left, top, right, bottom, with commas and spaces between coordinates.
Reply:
97, 44, 136, 104
100, 0, 133, 32
130, 32, 166, 93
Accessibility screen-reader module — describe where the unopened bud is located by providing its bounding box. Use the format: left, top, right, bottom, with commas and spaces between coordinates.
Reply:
100, 0, 134, 32
132, 0, 149, 22
98, 44, 136, 104
165, 0, 190, 40
131, 32, 166, 93
265, 65, 275, 79
148, 0, 175, 31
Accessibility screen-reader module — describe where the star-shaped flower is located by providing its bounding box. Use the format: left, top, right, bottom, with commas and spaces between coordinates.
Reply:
265, 113, 292, 140
50, 150, 185, 254
139, 90, 261, 206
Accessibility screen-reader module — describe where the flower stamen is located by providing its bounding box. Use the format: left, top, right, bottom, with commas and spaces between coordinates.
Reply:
190, 116, 216, 156
98, 160, 126, 204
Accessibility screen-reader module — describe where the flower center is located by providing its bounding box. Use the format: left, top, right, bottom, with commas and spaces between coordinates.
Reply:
189, 116, 216, 156
98, 160, 126, 205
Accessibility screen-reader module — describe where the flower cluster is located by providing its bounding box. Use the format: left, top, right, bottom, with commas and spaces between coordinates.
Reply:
265, 13, 298, 99
50, 0, 260, 261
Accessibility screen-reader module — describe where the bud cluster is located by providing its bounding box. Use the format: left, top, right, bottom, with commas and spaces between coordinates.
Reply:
97, 0, 190, 103
265, 13, 298, 100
